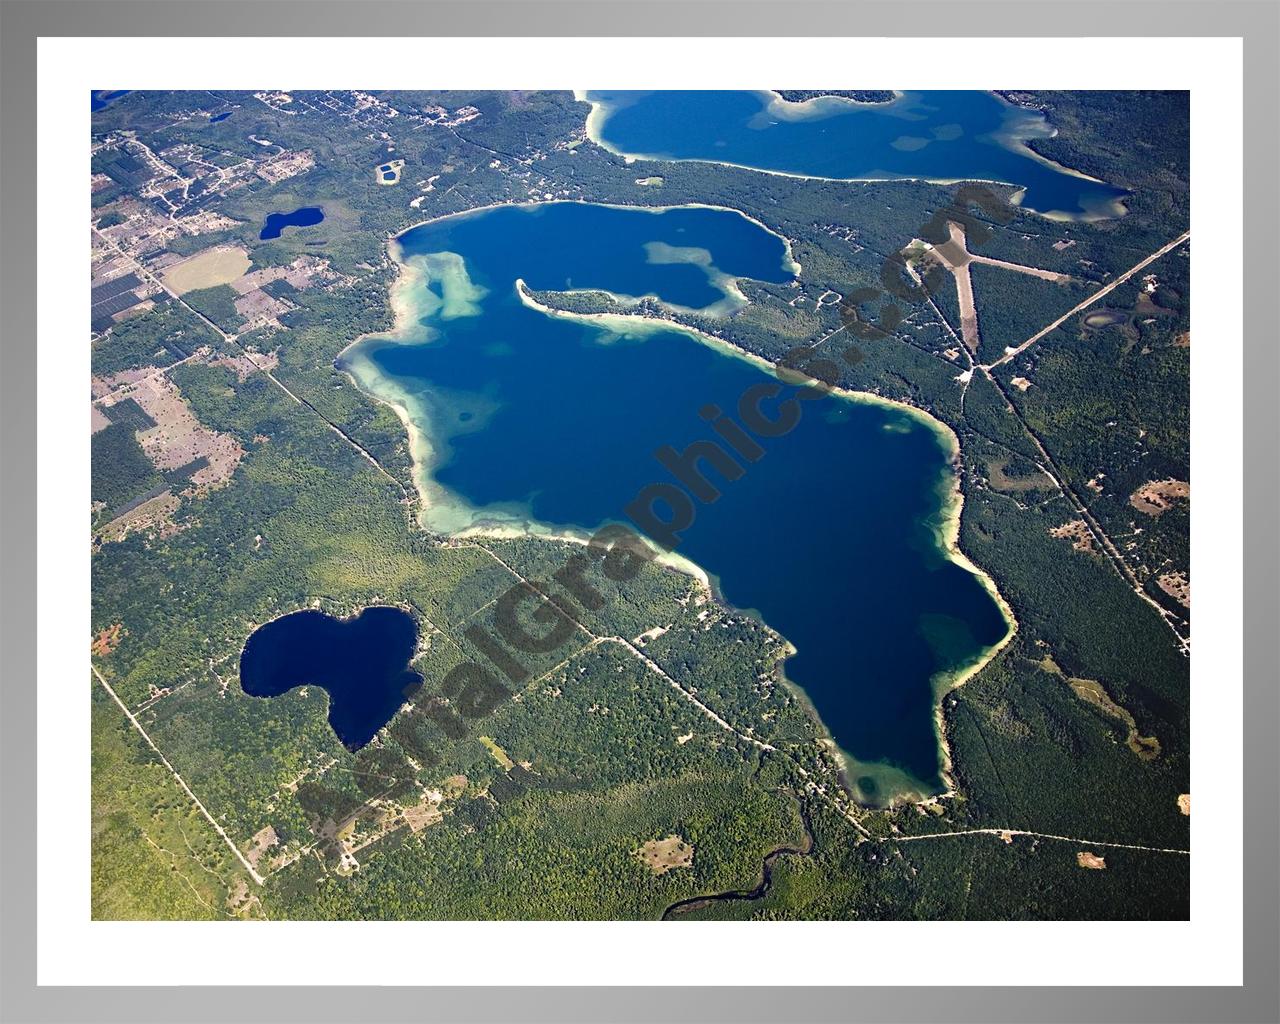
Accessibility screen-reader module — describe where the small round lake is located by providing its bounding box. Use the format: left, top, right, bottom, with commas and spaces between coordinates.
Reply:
260, 206, 325, 240
239, 606, 422, 751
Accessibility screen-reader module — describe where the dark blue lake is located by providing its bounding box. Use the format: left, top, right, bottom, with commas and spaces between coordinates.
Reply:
91, 90, 132, 112
239, 606, 422, 751
583, 90, 1129, 220
260, 206, 325, 240
209, 111, 232, 124
340, 202, 1010, 800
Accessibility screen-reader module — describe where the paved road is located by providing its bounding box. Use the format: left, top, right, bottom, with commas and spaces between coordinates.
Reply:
985, 230, 1191, 369
886, 826, 1189, 856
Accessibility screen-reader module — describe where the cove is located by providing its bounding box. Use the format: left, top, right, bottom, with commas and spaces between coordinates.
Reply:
239, 606, 422, 751
340, 201, 1010, 802
260, 206, 325, 240
91, 90, 132, 112
580, 90, 1129, 221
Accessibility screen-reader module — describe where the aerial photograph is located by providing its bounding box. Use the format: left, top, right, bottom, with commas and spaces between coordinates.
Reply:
89, 89, 1190, 921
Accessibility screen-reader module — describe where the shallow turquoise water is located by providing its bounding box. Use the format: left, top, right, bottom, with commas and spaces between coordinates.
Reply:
343, 202, 1009, 799
584, 90, 1128, 220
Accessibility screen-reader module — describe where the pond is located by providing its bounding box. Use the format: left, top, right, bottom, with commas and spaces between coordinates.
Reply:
1083, 309, 1129, 329
239, 606, 422, 751
259, 206, 326, 240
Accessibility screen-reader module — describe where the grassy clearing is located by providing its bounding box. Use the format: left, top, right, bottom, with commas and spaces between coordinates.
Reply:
162, 246, 251, 295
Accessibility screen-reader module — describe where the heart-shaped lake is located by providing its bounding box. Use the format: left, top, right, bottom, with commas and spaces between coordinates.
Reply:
239, 606, 422, 751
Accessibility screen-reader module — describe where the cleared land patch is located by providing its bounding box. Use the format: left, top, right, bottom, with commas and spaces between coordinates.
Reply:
1157, 571, 1190, 609
986, 458, 1055, 494
207, 349, 279, 381
92, 623, 124, 657
93, 364, 166, 401
1129, 478, 1190, 517
102, 375, 244, 490
479, 736, 515, 770
1049, 519, 1096, 553
401, 792, 445, 833
244, 825, 280, 871
1041, 656, 1159, 761
162, 245, 251, 295
92, 369, 245, 540
91, 403, 113, 433
376, 158, 406, 185
636, 834, 695, 876
96, 491, 183, 544
229, 254, 352, 295
918, 220, 1077, 356
234, 288, 294, 326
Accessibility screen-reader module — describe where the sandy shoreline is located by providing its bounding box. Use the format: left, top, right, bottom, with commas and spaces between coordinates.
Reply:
342, 201, 1018, 808
337, 253, 716, 590
762, 90, 906, 120
516, 279, 969, 434
916, 435, 1020, 807
989, 92, 1132, 220
335, 253, 447, 525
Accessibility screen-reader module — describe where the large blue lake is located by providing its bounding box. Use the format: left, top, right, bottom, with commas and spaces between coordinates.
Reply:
583, 90, 1128, 220
341, 202, 1010, 801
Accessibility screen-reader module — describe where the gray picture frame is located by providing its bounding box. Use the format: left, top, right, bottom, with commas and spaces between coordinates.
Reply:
2, 1, 1275, 1021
